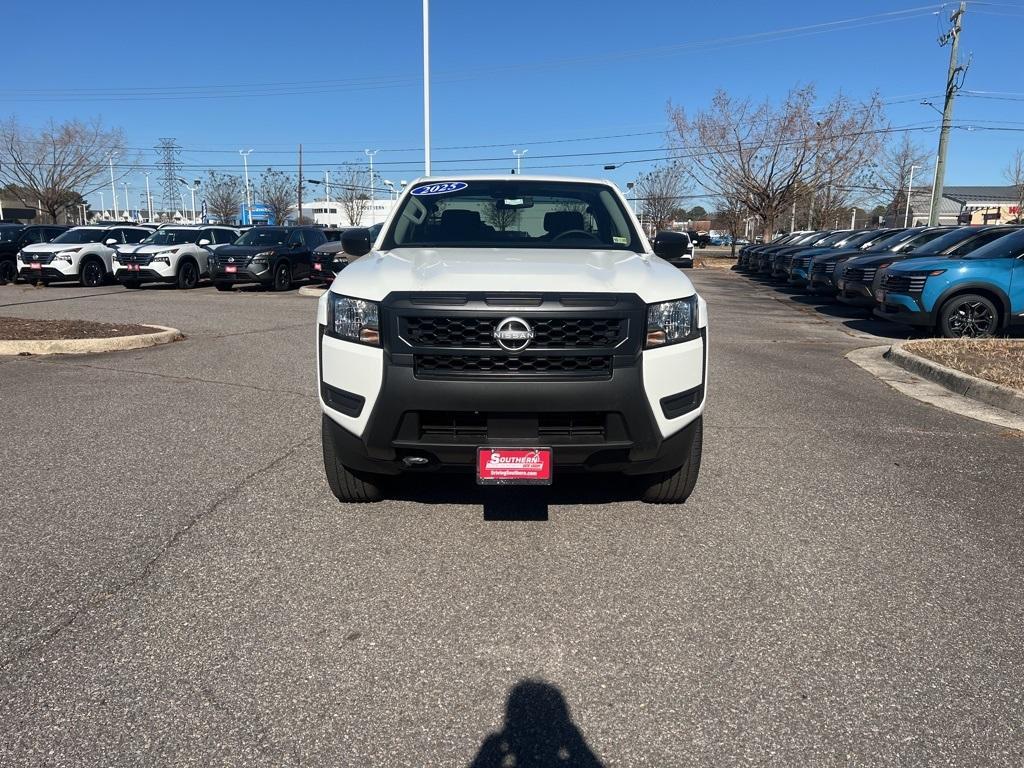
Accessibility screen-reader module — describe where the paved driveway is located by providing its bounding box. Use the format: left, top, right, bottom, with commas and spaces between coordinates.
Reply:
1, 275, 1021, 766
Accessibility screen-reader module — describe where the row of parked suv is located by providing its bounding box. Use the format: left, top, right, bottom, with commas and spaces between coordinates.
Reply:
1, 222, 382, 291
735, 224, 1024, 338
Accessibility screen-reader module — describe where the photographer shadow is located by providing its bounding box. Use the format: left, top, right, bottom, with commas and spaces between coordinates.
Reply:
470, 680, 605, 768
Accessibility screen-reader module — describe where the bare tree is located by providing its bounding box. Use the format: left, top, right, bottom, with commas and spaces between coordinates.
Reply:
872, 133, 932, 223
205, 172, 244, 225
668, 85, 886, 238
337, 164, 370, 226
483, 201, 519, 232
258, 169, 296, 225
0, 117, 129, 223
1004, 148, 1024, 224
635, 163, 687, 232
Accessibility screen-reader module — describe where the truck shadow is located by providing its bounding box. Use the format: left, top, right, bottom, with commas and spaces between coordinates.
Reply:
387, 474, 638, 521
469, 679, 605, 767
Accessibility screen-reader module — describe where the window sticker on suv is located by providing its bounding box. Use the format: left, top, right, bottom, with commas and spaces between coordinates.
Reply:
410, 182, 468, 196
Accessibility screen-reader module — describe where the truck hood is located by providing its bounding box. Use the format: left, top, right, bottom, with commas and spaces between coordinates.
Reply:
20, 242, 88, 255
331, 247, 696, 303
117, 243, 190, 255
887, 256, 960, 273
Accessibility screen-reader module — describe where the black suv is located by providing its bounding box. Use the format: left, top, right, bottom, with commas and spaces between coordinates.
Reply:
210, 226, 327, 291
310, 223, 383, 283
0, 224, 70, 284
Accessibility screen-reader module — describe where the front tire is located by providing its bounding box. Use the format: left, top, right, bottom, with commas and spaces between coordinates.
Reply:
176, 260, 199, 289
639, 417, 703, 504
938, 293, 999, 338
80, 259, 106, 287
272, 262, 292, 292
322, 415, 384, 503
0, 259, 15, 284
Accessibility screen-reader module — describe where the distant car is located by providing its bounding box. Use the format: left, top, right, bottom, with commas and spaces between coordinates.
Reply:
874, 227, 1024, 337
17, 225, 151, 286
835, 226, 1019, 308
804, 228, 925, 294
113, 225, 240, 289
210, 226, 328, 291
310, 223, 382, 282
786, 229, 891, 286
771, 229, 853, 280
0, 224, 70, 284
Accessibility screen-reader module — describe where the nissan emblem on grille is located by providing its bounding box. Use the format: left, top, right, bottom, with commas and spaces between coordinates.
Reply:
493, 317, 534, 352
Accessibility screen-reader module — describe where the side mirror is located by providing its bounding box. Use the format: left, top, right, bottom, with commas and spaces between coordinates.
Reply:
104, 238, 118, 246
197, 238, 211, 246
341, 227, 372, 258
652, 230, 689, 260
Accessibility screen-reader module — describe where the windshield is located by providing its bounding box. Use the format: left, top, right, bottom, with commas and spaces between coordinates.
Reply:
818, 231, 852, 247
961, 228, 1024, 259
0, 226, 23, 242
864, 229, 923, 252
51, 228, 108, 245
235, 228, 288, 246
907, 228, 984, 257
141, 229, 202, 246
842, 230, 885, 248
382, 180, 641, 251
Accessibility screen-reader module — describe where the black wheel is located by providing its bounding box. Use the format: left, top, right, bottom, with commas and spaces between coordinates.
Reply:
214, 282, 233, 292
322, 415, 384, 503
938, 293, 999, 338
122, 280, 142, 289
0, 259, 15, 284
80, 259, 106, 287
639, 417, 703, 504
272, 262, 292, 292
176, 260, 199, 289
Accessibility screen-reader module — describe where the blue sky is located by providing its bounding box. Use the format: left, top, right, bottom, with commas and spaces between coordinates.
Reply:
6, 0, 1023, 210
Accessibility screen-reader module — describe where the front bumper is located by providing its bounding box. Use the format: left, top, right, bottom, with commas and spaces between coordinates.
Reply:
787, 267, 809, 286
873, 292, 932, 326
319, 325, 707, 477
18, 260, 77, 281
114, 267, 175, 283
210, 264, 270, 285
835, 280, 876, 307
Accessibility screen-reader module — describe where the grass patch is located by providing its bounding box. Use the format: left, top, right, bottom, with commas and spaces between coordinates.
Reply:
0, 316, 158, 341
905, 339, 1024, 392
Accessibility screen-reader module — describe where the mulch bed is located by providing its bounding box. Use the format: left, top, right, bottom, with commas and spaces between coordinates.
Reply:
0, 316, 159, 341
905, 339, 1024, 392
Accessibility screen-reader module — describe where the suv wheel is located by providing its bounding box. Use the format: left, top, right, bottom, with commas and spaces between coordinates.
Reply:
272, 262, 292, 292
322, 415, 383, 502
177, 260, 199, 289
80, 259, 105, 287
0, 259, 15, 284
639, 417, 703, 504
938, 293, 999, 338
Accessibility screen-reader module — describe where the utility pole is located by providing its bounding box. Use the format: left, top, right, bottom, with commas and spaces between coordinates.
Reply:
422, 0, 431, 176
929, 1, 967, 225
904, 164, 919, 227
239, 149, 253, 225
298, 144, 303, 225
144, 172, 153, 221
790, 201, 796, 233
109, 155, 119, 219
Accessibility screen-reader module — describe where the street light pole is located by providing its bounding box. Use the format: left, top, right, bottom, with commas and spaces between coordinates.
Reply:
123, 182, 130, 220
239, 149, 253, 225
98, 191, 104, 217
365, 149, 379, 225
513, 149, 528, 174
143, 172, 153, 221
109, 155, 119, 219
422, 0, 431, 176
905, 164, 919, 227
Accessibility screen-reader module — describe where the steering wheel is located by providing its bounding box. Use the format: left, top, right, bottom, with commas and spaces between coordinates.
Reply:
553, 229, 601, 243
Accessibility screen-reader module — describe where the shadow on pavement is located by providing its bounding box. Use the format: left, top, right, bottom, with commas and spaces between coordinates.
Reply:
387, 474, 636, 519
470, 680, 605, 768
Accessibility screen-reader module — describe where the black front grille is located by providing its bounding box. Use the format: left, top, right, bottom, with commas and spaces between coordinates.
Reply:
845, 267, 877, 284
22, 253, 54, 264
415, 354, 612, 378
883, 274, 927, 293
403, 316, 626, 349
117, 253, 153, 265
416, 411, 608, 442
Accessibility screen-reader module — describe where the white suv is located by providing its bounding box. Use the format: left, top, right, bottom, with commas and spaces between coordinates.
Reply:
113, 226, 240, 289
18, 226, 151, 286
318, 175, 708, 503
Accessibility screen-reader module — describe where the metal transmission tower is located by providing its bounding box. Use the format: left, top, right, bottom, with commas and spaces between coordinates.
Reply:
155, 139, 183, 221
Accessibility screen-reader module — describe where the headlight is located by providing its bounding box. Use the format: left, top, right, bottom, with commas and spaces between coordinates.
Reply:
251, 250, 274, 260
646, 297, 698, 348
327, 294, 379, 346
54, 251, 77, 262
151, 256, 171, 265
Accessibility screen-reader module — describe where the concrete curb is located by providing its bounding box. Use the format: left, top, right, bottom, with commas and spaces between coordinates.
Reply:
0, 325, 182, 357
886, 342, 1024, 417
298, 285, 328, 298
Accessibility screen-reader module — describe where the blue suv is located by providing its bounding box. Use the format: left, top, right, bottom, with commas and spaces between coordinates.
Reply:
874, 227, 1024, 337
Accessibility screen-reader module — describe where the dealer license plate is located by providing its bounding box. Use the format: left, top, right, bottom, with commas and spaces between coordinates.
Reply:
30, 262, 41, 269
128, 264, 140, 271
226, 265, 237, 273
313, 263, 322, 271
477, 447, 553, 485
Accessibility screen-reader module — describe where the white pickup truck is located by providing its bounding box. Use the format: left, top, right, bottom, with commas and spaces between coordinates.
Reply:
317, 176, 707, 503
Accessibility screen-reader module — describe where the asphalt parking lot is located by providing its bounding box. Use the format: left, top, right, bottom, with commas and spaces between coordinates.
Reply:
2, 274, 1022, 766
